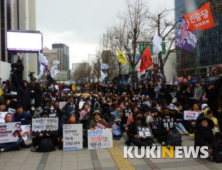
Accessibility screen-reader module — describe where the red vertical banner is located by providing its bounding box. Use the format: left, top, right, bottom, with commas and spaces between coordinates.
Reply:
138, 46, 152, 73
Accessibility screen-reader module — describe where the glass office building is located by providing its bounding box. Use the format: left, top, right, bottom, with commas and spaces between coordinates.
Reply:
175, 0, 222, 79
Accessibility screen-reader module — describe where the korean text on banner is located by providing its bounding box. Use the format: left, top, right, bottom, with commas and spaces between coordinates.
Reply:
183, 2, 215, 31
137, 126, 153, 137
63, 124, 83, 151
0, 122, 21, 144
88, 129, 113, 150
32, 117, 58, 136
94, 120, 111, 129
184, 111, 200, 120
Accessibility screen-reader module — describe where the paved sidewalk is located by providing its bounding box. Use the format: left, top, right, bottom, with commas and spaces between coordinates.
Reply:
0, 135, 221, 170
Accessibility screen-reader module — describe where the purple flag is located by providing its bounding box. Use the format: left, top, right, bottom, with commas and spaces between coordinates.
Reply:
42, 63, 50, 73
176, 19, 197, 52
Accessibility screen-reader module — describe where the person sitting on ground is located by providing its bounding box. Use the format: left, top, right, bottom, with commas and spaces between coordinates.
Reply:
89, 110, 108, 130
146, 108, 161, 138
157, 112, 175, 145
127, 111, 156, 147
194, 114, 219, 162
0, 102, 7, 111
14, 104, 31, 125
58, 113, 86, 149
31, 111, 57, 152
0, 113, 21, 152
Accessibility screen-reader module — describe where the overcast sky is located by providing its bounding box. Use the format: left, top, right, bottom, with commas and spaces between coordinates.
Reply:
36, 0, 174, 68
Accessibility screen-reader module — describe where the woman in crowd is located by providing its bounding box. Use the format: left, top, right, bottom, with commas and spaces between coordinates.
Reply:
127, 111, 156, 147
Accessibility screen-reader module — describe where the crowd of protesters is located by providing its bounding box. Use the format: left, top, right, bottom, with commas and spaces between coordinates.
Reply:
1, 76, 222, 162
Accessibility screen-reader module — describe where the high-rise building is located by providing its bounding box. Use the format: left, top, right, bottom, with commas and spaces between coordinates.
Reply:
52, 43, 70, 80
175, 0, 222, 79
0, 0, 37, 81
43, 47, 62, 70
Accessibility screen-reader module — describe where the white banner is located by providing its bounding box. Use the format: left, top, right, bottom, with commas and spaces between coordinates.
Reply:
184, 111, 200, 120
0, 122, 20, 143
32, 117, 58, 133
88, 129, 113, 150
100, 71, 107, 82
0, 112, 7, 123
101, 63, 109, 69
79, 101, 85, 109
63, 124, 83, 151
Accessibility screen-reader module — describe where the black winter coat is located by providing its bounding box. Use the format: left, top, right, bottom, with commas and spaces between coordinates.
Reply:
17, 80, 31, 111
34, 86, 43, 107
194, 114, 218, 149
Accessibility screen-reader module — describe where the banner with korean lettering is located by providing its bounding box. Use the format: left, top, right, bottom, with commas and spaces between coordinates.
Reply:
162, 118, 174, 129
32, 117, 58, 136
184, 111, 200, 120
0, 122, 21, 144
88, 129, 113, 150
63, 124, 83, 151
183, 2, 215, 31
137, 126, 153, 137
21, 125, 31, 141
94, 120, 111, 129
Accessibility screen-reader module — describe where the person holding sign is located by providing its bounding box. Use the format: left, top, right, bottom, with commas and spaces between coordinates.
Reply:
0, 113, 21, 152
58, 113, 85, 150
127, 111, 156, 148
89, 110, 108, 130
157, 112, 175, 145
31, 112, 56, 152
146, 108, 161, 138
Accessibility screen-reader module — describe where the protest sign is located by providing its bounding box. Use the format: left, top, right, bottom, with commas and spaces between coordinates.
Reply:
137, 126, 153, 137
63, 124, 83, 151
162, 118, 174, 128
184, 111, 199, 120
94, 120, 111, 129
88, 129, 113, 150
0, 112, 7, 123
79, 101, 85, 109
59, 102, 67, 110
0, 122, 21, 143
150, 121, 160, 131
32, 117, 58, 136
21, 125, 31, 141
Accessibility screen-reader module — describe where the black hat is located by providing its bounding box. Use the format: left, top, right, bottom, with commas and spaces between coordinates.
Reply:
151, 108, 158, 113
17, 59, 22, 63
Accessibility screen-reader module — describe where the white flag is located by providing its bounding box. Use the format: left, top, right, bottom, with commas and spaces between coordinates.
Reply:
127, 75, 132, 84
38, 52, 48, 65
138, 70, 145, 78
37, 64, 44, 80
100, 71, 107, 82
153, 32, 162, 55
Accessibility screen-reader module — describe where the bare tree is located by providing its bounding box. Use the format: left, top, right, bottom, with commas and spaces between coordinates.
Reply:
147, 7, 179, 77
73, 62, 91, 83
116, 0, 152, 81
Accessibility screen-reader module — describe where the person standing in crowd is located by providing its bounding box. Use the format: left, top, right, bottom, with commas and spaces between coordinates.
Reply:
17, 80, 31, 111
11, 59, 24, 88
190, 82, 202, 105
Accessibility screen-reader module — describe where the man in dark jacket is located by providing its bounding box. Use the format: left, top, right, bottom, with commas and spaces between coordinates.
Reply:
14, 105, 32, 125
17, 80, 31, 111
194, 114, 219, 161
11, 59, 24, 88
206, 84, 218, 118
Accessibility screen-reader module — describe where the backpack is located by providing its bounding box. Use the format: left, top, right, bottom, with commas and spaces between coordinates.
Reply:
212, 147, 222, 163
37, 138, 55, 152
167, 129, 182, 147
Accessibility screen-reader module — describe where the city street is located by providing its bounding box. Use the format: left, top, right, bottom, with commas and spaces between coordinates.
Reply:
0, 134, 220, 170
